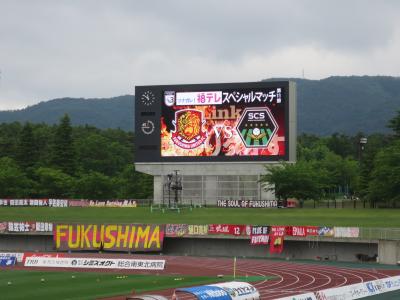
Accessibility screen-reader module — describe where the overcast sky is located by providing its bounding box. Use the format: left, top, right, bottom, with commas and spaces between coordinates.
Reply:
1, 0, 400, 110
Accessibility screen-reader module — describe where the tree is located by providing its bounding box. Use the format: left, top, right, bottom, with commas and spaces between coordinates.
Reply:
16, 122, 38, 171
368, 140, 400, 207
35, 167, 75, 198
75, 171, 115, 199
52, 114, 75, 175
261, 161, 324, 206
387, 109, 400, 138
0, 157, 32, 197
114, 165, 153, 199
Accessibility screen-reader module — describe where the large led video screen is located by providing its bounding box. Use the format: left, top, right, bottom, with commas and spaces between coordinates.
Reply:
135, 81, 292, 163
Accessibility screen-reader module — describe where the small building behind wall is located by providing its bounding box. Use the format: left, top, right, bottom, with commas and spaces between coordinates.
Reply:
135, 81, 297, 206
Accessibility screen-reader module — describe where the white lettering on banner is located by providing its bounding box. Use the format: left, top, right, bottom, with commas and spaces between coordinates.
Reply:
24, 257, 166, 270
314, 276, 400, 299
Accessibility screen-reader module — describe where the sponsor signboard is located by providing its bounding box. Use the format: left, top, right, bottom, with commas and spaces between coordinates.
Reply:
177, 285, 231, 300
288, 226, 307, 237
88, 200, 137, 207
165, 224, 188, 237
318, 226, 334, 237
53, 224, 164, 252
210, 282, 260, 300
275, 293, 316, 300
0, 222, 7, 233
334, 227, 360, 238
0, 252, 24, 263
216, 200, 278, 208
22, 252, 65, 263
250, 226, 270, 245
6, 222, 53, 233
314, 276, 400, 299
24, 257, 165, 270
187, 225, 209, 236
0, 257, 16, 266
208, 224, 246, 236
0, 199, 67, 207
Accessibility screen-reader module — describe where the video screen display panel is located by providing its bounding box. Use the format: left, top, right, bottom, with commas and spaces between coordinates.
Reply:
135, 81, 290, 162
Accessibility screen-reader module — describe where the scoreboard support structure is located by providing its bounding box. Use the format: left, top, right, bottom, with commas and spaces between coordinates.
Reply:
135, 81, 297, 205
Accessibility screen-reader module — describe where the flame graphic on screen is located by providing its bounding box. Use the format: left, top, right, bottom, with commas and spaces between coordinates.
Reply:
161, 105, 285, 157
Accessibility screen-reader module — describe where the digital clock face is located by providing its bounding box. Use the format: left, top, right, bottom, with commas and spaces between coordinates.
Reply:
141, 90, 156, 106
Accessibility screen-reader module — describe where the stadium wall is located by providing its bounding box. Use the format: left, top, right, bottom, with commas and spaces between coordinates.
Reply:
0, 234, 384, 263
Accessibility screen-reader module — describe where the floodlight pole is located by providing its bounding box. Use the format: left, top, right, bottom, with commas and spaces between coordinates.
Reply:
358, 137, 368, 208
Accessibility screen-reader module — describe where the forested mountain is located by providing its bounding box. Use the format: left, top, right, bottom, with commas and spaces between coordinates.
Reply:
0, 95, 134, 130
0, 76, 399, 135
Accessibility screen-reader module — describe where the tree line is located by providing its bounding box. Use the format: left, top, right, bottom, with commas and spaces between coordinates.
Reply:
261, 110, 400, 208
1, 111, 399, 206
0, 114, 152, 199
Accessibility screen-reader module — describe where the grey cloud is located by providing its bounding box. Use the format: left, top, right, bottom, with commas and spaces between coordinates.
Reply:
0, 0, 399, 109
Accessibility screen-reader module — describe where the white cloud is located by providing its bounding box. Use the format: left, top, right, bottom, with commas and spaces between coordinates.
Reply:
0, 0, 400, 110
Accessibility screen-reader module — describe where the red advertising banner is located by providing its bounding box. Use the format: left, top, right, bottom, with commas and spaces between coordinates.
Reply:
287, 226, 307, 237
306, 226, 319, 236
270, 225, 286, 237
269, 236, 284, 254
208, 224, 246, 236
53, 224, 164, 252
22, 252, 65, 263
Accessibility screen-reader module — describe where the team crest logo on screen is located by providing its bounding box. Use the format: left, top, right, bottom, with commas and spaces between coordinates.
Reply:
171, 109, 206, 149
236, 108, 278, 148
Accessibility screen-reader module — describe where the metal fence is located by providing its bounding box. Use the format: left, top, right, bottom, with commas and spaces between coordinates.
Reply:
358, 227, 400, 240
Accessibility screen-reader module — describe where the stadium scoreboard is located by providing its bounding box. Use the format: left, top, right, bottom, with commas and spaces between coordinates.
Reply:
135, 81, 296, 163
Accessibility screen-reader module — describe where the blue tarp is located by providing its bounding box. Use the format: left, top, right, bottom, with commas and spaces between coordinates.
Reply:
177, 285, 232, 300
0, 256, 16, 266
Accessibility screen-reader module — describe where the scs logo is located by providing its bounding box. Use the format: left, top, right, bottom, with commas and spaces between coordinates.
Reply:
236, 108, 278, 148
248, 112, 265, 120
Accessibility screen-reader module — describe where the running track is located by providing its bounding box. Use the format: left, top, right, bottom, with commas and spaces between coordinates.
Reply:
157, 256, 400, 300
17, 253, 400, 299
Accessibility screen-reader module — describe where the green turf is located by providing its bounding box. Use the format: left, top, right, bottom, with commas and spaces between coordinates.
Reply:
1, 207, 400, 227
0, 269, 273, 300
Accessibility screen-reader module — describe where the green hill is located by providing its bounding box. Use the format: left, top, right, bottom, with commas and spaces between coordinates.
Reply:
0, 95, 134, 131
0, 76, 399, 135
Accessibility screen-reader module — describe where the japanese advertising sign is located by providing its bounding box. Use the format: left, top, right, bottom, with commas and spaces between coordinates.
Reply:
53, 224, 164, 252
24, 257, 165, 270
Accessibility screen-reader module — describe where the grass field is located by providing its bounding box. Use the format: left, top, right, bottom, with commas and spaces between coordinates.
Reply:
0, 269, 270, 300
1, 206, 400, 227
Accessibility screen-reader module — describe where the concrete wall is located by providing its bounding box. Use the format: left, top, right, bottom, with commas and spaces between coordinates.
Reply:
0, 234, 380, 263
0, 234, 53, 252
378, 240, 400, 264
163, 237, 378, 262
